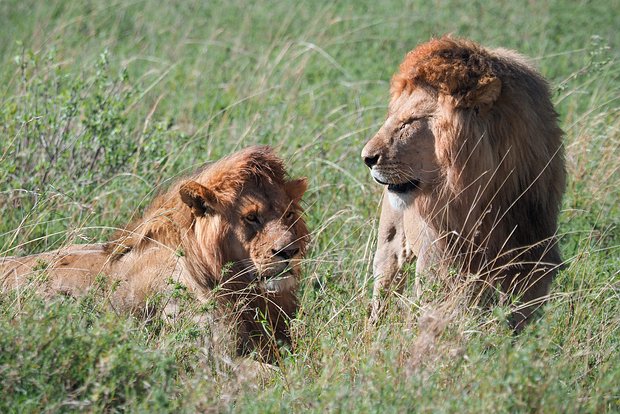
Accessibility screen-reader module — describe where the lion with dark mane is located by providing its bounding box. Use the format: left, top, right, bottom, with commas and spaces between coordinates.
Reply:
2, 146, 309, 359
362, 36, 566, 329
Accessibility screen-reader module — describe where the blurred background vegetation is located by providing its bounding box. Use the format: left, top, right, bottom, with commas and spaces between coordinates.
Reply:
0, 0, 618, 412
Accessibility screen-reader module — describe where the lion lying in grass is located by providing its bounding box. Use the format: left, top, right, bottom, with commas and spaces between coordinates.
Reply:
362, 36, 566, 330
1, 146, 309, 360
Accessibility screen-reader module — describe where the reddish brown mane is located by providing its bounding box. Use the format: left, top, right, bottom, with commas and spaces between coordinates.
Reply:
195, 145, 289, 206
390, 36, 528, 111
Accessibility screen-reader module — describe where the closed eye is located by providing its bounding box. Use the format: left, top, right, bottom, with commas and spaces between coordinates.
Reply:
398, 115, 431, 131
285, 211, 295, 220
403, 115, 429, 125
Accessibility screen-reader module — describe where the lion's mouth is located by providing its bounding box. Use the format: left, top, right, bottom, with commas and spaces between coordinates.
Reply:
373, 177, 420, 193
259, 273, 297, 294
255, 262, 293, 281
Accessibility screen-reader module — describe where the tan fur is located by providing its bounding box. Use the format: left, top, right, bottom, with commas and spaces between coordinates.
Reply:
1, 146, 309, 360
362, 36, 566, 330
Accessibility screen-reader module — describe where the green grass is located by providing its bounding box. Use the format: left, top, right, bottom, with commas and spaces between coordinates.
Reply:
1, 0, 619, 412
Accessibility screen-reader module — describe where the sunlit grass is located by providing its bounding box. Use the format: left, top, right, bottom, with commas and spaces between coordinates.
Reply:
1, 0, 618, 411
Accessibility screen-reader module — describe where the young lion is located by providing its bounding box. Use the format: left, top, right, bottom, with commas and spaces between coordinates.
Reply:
1, 146, 309, 360
361, 36, 566, 330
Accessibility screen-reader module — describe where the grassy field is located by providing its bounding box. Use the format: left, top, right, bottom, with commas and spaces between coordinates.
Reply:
1, 0, 619, 412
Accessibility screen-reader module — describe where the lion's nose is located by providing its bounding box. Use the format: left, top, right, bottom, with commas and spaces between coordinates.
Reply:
271, 246, 300, 261
363, 154, 380, 168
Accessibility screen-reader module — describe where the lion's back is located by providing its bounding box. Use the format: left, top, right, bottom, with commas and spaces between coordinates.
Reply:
1, 244, 109, 295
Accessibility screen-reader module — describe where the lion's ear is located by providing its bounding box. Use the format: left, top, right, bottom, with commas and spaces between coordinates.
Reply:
179, 181, 218, 216
459, 76, 502, 113
285, 178, 308, 202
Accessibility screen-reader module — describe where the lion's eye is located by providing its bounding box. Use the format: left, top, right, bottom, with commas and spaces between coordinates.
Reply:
285, 211, 295, 220
400, 116, 428, 129
245, 213, 259, 224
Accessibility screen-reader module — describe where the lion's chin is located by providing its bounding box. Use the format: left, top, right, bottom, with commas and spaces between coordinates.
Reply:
370, 172, 420, 210
386, 180, 420, 193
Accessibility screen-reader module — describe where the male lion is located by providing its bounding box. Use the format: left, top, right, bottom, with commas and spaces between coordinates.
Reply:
361, 36, 566, 330
1, 146, 309, 360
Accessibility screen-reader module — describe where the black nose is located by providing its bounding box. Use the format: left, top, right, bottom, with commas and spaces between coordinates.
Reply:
364, 154, 379, 168
272, 247, 300, 261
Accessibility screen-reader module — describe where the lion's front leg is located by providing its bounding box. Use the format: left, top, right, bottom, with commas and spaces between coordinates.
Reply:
369, 191, 413, 323
400, 207, 435, 300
